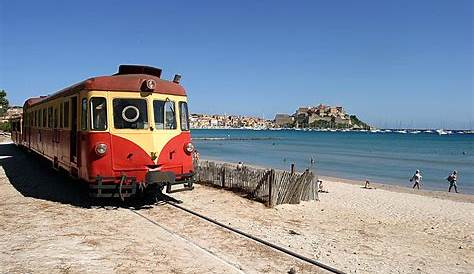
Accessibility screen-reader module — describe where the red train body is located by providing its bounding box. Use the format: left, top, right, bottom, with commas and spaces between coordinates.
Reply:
11, 65, 195, 198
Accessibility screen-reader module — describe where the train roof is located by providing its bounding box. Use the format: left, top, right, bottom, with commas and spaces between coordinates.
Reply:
24, 65, 186, 108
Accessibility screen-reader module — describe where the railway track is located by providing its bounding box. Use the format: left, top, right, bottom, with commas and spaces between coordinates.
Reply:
129, 196, 346, 274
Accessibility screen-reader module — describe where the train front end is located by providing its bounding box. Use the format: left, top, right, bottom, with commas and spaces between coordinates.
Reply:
84, 66, 195, 199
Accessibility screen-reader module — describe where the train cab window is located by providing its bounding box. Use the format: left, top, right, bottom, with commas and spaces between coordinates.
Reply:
42, 109, 47, 127
153, 100, 176, 130
81, 98, 88, 130
179, 102, 190, 131
64, 101, 69, 128
90, 97, 107, 131
113, 99, 148, 129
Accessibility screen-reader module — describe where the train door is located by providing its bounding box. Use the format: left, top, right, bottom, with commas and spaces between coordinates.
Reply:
70, 97, 78, 163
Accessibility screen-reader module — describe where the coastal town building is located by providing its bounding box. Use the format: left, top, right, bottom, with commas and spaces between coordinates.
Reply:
274, 114, 293, 127
190, 113, 273, 129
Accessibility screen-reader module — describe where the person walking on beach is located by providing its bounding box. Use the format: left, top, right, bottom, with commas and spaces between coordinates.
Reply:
410, 169, 422, 189
446, 170, 458, 193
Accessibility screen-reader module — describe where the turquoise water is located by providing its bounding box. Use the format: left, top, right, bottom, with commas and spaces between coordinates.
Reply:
191, 129, 474, 194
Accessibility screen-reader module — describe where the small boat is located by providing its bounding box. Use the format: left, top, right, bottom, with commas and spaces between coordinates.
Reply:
383, 129, 392, 133
424, 130, 434, 133
436, 129, 448, 135
396, 130, 407, 134
410, 130, 421, 134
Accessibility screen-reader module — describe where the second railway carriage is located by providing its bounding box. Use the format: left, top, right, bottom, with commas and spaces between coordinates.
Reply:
17, 65, 195, 199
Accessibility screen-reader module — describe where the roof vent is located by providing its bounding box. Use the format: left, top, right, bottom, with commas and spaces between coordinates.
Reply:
115, 65, 162, 78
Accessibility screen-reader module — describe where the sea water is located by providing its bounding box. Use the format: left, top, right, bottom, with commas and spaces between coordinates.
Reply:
191, 129, 474, 194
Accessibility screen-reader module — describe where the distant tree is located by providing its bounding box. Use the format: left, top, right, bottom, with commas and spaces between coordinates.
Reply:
330, 117, 336, 128
0, 122, 10, 132
0, 89, 9, 116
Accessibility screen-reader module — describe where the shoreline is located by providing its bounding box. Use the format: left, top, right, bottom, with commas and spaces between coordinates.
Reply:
200, 157, 474, 203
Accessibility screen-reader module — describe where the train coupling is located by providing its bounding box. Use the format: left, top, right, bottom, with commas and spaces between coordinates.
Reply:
90, 175, 137, 199
145, 171, 194, 194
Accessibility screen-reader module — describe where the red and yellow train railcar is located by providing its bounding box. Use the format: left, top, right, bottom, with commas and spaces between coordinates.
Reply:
12, 65, 195, 198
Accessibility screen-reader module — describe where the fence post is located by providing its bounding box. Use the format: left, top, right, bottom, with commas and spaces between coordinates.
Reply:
221, 166, 226, 188
290, 163, 295, 175
268, 169, 275, 207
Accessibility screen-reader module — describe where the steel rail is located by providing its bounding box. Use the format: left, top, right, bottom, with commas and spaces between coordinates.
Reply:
165, 201, 347, 274
130, 209, 246, 274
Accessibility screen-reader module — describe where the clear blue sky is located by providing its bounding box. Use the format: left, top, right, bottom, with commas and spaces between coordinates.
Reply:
0, 0, 472, 129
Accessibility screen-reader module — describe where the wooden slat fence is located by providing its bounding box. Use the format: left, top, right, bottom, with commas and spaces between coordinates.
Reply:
194, 160, 318, 207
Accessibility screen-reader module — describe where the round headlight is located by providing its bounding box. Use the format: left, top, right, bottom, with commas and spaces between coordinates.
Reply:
95, 143, 107, 156
184, 142, 194, 154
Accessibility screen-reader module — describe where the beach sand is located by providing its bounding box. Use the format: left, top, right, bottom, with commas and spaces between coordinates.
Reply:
181, 159, 474, 273
1, 139, 472, 273
172, 181, 473, 273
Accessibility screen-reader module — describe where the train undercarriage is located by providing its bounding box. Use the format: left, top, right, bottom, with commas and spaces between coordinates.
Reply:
90, 171, 194, 200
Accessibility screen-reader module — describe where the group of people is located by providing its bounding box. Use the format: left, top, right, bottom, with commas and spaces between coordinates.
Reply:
410, 169, 459, 193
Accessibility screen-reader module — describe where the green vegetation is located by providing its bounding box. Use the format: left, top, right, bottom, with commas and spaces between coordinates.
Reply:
0, 89, 9, 116
0, 122, 11, 132
309, 120, 352, 129
350, 115, 370, 129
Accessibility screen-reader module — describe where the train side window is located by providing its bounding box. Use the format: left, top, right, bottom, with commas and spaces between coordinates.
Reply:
113, 99, 148, 129
64, 101, 69, 128
48, 107, 53, 128
179, 102, 189, 131
59, 103, 63, 128
42, 109, 47, 127
90, 97, 107, 131
54, 108, 58, 128
81, 98, 88, 130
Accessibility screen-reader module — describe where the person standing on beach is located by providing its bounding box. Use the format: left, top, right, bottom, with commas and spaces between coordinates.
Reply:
410, 170, 422, 189
447, 170, 458, 193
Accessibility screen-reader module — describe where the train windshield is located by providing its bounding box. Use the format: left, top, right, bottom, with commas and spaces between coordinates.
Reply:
153, 100, 176, 130
113, 99, 148, 129
179, 102, 189, 131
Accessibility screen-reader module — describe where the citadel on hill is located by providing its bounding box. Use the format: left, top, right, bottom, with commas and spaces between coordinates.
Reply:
275, 104, 370, 129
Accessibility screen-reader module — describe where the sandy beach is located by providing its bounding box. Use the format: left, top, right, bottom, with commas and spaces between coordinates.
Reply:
173, 178, 473, 273
1, 140, 473, 273
192, 159, 474, 273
